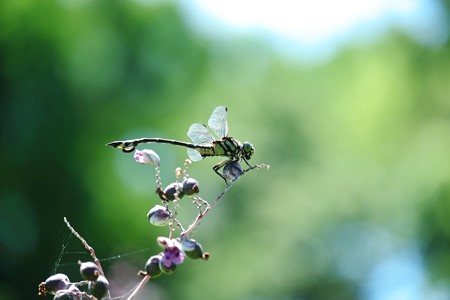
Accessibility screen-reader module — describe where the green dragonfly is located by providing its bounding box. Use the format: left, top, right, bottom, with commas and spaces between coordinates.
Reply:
107, 106, 255, 182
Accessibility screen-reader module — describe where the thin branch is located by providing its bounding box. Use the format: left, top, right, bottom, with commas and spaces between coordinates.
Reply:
64, 217, 112, 300
180, 163, 268, 238
61, 163, 269, 300
64, 218, 104, 275
126, 275, 150, 300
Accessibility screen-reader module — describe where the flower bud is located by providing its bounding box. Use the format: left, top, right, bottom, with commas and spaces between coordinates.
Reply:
182, 178, 200, 196
175, 167, 182, 178
157, 236, 172, 249
79, 261, 100, 281
159, 259, 177, 274
134, 149, 160, 166
89, 275, 109, 300
145, 255, 163, 278
157, 237, 185, 272
147, 205, 171, 226
163, 182, 184, 201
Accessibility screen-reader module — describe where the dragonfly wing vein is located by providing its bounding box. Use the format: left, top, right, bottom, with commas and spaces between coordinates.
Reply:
187, 123, 215, 144
208, 106, 228, 138
187, 148, 203, 161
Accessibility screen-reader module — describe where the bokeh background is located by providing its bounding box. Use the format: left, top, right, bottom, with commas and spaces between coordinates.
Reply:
1, 0, 450, 299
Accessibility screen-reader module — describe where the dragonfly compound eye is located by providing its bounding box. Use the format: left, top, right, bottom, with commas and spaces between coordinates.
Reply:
242, 142, 254, 160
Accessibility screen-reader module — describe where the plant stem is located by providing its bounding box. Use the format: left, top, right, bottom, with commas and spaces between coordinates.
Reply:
64, 217, 112, 300
126, 275, 151, 300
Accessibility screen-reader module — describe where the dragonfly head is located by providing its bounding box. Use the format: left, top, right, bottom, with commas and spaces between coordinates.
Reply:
242, 141, 255, 161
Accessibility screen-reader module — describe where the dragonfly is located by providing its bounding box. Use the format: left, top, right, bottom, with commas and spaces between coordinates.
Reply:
107, 106, 255, 182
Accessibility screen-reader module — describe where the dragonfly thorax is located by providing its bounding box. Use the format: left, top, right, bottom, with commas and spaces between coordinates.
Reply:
210, 136, 242, 159
209, 138, 254, 162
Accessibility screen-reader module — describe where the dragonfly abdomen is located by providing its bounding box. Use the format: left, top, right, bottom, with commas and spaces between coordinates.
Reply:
107, 138, 211, 153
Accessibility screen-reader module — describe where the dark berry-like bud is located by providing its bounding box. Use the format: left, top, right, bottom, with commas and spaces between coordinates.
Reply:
89, 275, 109, 299
163, 183, 184, 201
145, 255, 163, 278
54, 285, 81, 300
223, 160, 243, 181
147, 205, 171, 226
182, 178, 200, 196
181, 238, 207, 260
43, 273, 70, 295
79, 261, 100, 281
53, 290, 75, 300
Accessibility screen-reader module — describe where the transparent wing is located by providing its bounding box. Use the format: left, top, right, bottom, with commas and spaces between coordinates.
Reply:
187, 123, 215, 145
208, 106, 228, 139
187, 148, 203, 161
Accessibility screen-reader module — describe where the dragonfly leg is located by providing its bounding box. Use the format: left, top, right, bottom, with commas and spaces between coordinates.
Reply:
213, 159, 231, 184
242, 157, 253, 168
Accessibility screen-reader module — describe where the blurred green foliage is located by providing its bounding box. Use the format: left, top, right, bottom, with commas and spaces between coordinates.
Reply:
1, 1, 450, 299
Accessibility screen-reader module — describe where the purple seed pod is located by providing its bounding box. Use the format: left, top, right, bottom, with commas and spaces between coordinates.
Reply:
43, 273, 70, 295
180, 238, 205, 260
145, 254, 163, 278
182, 178, 200, 196
79, 261, 100, 281
89, 275, 109, 300
147, 205, 171, 226
163, 182, 184, 201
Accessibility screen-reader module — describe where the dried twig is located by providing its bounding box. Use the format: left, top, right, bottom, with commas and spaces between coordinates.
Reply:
64, 217, 111, 300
